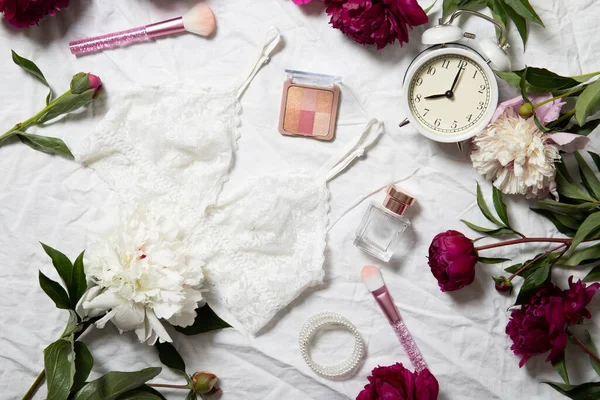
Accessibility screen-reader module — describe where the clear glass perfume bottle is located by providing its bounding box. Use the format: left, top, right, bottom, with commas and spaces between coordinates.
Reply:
354, 185, 415, 262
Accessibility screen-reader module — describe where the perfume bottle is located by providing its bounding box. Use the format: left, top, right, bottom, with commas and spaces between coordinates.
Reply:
354, 185, 415, 262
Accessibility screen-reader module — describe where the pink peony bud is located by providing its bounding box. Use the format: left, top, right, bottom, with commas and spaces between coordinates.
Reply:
192, 372, 219, 395
88, 73, 102, 97
427, 230, 478, 292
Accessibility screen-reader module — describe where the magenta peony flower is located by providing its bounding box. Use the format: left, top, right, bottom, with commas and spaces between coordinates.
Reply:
0, 0, 68, 28
562, 276, 600, 325
428, 230, 478, 292
506, 278, 600, 367
357, 363, 439, 400
325, 0, 428, 50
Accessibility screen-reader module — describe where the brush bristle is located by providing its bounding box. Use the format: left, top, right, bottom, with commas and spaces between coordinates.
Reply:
182, 3, 216, 37
361, 265, 385, 292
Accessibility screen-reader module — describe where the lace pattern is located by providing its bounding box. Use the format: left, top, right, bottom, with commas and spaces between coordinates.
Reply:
76, 84, 330, 334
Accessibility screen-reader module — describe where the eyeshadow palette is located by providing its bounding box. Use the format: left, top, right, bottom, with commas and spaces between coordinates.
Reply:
278, 71, 340, 141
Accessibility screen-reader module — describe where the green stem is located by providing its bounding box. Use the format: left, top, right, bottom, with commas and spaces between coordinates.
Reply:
568, 329, 600, 364
475, 237, 571, 252
507, 243, 567, 281
0, 91, 72, 144
533, 87, 586, 110
147, 383, 191, 390
22, 318, 96, 400
547, 109, 576, 129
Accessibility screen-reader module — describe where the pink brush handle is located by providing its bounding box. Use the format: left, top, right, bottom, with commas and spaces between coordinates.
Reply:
392, 319, 428, 372
69, 26, 149, 56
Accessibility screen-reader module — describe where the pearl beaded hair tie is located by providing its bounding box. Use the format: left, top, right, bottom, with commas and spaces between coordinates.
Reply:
298, 312, 365, 379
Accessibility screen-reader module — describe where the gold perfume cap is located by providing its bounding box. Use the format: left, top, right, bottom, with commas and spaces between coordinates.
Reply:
383, 185, 415, 215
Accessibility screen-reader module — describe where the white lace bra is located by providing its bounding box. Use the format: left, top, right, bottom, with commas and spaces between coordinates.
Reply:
76, 28, 384, 334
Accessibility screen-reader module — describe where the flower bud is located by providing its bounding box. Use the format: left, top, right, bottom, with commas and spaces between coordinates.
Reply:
70, 72, 102, 98
192, 372, 218, 395
428, 230, 478, 292
518, 103, 534, 119
493, 276, 513, 294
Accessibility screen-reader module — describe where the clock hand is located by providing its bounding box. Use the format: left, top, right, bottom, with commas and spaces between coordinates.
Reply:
424, 93, 448, 99
449, 68, 462, 94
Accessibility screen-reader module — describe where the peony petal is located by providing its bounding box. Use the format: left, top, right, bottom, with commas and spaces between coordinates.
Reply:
110, 302, 146, 332
546, 132, 591, 153
84, 290, 122, 311
531, 95, 566, 125
492, 96, 524, 123
76, 285, 104, 318
146, 309, 173, 344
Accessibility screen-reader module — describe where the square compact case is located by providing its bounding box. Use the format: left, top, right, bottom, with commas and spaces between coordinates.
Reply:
278, 70, 341, 141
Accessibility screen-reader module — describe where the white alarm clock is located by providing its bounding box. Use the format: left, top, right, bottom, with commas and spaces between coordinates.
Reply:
401, 10, 512, 145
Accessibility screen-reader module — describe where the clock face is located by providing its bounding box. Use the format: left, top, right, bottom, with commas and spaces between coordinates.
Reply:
407, 53, 493, 137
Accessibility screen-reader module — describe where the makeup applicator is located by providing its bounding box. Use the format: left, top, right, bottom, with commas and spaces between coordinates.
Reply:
361, 265, 428, 372
69, 3, 216, 56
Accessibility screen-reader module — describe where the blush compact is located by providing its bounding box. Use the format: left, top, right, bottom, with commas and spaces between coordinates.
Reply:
278, 70, 341, 141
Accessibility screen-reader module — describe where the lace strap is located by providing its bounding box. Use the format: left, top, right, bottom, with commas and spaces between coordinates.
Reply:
320, 119, 384, 182
237, 27, 282, 98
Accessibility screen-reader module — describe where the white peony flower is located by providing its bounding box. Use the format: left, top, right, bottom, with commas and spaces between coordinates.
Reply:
471, 107, 561, 199
77, 203, 205, 345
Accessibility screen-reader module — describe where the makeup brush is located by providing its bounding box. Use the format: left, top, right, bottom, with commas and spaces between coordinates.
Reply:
361, 265, 428, 372
69, 3, 216, 56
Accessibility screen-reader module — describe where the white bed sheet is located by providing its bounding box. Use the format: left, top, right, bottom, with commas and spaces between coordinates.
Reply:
1, 0, 600, 399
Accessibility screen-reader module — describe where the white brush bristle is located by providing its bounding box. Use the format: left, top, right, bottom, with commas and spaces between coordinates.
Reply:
360, 265, 385, 292
182, 3, 216, 37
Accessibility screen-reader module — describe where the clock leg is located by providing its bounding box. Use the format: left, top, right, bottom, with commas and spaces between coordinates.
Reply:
399, 119, 410, 128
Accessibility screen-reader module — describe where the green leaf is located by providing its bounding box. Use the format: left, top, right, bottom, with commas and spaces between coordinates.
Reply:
571, 212, 600, 252
461, 220, 515, 236
71, 251, 87, 308
478, 257, 511, 264
503, 0, 543, 25
552, 354, 570, 384
575, 152, 600, 200
70, 73, 92, 95
11, 50, 53, 104
155, 342, 186, 375
583, 330, 600, 376
495, 70, 547, 93
590, 152, 600, 172
116, 386, 167, 400
442, 0, 460, 18
72, 367, 162, 400
476, 182, 505, 226
73, 341, 94, 392
492, 186, 511, 227
39, 271, 71, 309
567, 120, 600, 136
543, 381, 600, 399
44, 337, 75, 400
515, 257, 551, 305
38, 89, 95, 124
62, 310, 81, 338
41, 243, 74, 290
174, 304, 231, 335
561, 245, 600, 266
16, 132, 74, 159
185, 390, 197, 400
496, 0, 529, 46
555, 168, 595, 202
576, 79, 600, 125
583, 266, 600, 282
524, 67, 580, 92
530, 208, 578, 237
423, 0, 438, 14
538, 199, 599, 212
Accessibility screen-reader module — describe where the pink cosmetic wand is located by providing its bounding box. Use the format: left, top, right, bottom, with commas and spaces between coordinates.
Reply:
361, 265, 428, 372
69, 3, 216, 56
